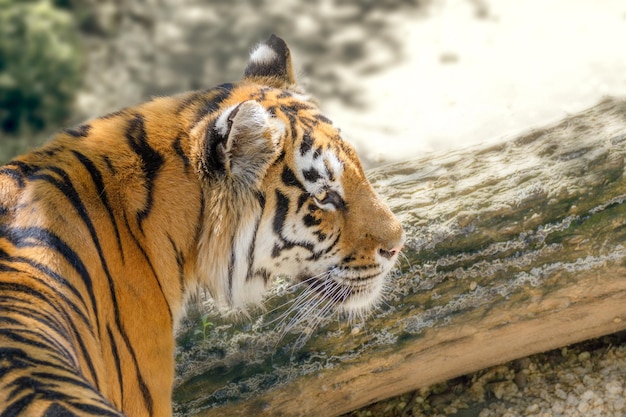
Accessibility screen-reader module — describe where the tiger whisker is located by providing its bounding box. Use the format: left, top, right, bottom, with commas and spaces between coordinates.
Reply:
287, 287, 344, 356
280, 284, 331, 333
261, 271, 331, 318
287, 281, 351, 353
263, 270, 330, 304
264, 277, 326, 328
392, 249, 410, 273
271, 273, 347, 345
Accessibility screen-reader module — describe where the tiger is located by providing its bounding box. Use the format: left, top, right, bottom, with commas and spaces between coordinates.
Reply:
0, 35, 404, 416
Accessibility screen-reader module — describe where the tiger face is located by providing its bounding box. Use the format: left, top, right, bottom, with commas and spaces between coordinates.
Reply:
191, 36, 405, 312
0, 34, 403, 416
253, 105, 405, 313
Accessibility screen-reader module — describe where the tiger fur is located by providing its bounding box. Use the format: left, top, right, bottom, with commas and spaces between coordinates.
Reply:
0, 35, 404, 416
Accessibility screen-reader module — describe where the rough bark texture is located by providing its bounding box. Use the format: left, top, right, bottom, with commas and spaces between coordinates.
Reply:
173, 97, 626, 417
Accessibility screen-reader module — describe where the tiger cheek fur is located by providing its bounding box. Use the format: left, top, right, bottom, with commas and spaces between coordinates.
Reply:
0, 35, 403, 416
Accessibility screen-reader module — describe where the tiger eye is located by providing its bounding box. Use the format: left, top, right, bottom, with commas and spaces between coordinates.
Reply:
314, 190, 328, 205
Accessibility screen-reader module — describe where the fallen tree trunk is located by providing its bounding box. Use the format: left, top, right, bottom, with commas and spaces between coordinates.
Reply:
173, 97, 626, 417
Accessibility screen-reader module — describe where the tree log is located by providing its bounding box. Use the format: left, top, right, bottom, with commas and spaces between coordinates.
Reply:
173, 97, 626, 417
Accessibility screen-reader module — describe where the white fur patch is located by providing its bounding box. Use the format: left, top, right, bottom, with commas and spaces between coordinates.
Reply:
250, 44, 278, 65
214, 104, 240, 136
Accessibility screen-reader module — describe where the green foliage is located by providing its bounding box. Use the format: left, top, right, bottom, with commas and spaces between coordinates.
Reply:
0, 0, 84, 134
194, 313, 214, 342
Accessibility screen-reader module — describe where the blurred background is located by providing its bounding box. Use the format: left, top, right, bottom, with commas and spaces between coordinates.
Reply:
1, 0, 625, 166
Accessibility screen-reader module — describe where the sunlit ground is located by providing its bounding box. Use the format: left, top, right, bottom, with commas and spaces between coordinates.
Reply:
324, 0, 626, 167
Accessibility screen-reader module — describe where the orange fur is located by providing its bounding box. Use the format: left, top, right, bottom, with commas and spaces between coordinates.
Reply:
0, 35, 403, 416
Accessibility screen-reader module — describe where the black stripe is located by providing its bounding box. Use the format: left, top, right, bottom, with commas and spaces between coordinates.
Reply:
22, 168, 104, 307
307, 232, 341, 261
203, 120, 228, 175
276, 91, 292, 99
0, 353, 121, 415
99, 109, 126, 120
29, 166, 155, 413
0, 283, 99, 385
0, 302, 76, 366
0, 346, 74, 373
302, 168, 321, 183
302, 114, 320, 130
122, 212, 173, 325
72, 150, 124, 261
125, 114, 164, 234
4, 161, 35, 178
0, 329, 58, 375
31, 371, 98, 391
0, 327, 76, 379
279, 105, 298, 142
0, 167, 25, 188
0, 263, 19, 273
107, 325, 124, 408
65, 402, 122, 417
227, 237, 236, 304
44, 404, 74, 417
271, 190, 317, 257
303, 213, 322, 227
245, 218, 261, 283
280, 102, 315, 114
103, 156, 116, 174
192, 83, 234, 126
168, 235, 185, 294
314, 114, 333, 125
40, 146, 62, 158
256, 190, 266, 210
0, 226, 98, 331
273, 190, 290, 237
7, 375, 66, 403
64, 124, 91, 138
296, 193, 309, 212
173, 133, 191, 173
299, 133, 314, 156
255, 268, 271, 284
10, 255, 92, 327
1, 392, 36, 417
250, 86, 270, 102
281, 166, 305, 191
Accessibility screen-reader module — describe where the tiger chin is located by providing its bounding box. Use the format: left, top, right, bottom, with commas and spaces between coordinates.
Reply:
0, 35, 404, 416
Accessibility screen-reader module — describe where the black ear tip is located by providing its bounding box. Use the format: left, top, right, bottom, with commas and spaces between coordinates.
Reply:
267, 34, 286, 48
265, 34, 289, 58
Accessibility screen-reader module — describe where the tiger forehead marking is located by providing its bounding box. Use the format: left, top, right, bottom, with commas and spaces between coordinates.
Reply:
295, 133, 346, 199
0, 35, 403, 416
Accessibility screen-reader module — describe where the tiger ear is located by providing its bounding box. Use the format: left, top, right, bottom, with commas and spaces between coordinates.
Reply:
243, 34, 298, 89
207, 100, 284, 185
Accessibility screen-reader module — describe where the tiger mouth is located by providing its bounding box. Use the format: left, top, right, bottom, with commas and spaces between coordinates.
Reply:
295, 267, 387, 310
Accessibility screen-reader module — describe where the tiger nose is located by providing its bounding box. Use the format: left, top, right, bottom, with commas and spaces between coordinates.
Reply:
378, 234, 405, 260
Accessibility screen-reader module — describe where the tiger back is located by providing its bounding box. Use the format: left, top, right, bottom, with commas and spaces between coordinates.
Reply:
0, 35, 404, 416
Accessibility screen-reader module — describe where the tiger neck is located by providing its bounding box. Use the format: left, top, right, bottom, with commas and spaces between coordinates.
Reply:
192, 182, 266, 310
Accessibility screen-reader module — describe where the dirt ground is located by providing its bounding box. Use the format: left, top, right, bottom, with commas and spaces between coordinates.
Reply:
345, 332, 626, 417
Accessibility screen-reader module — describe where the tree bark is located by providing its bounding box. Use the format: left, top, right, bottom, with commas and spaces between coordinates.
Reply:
173, 97, 626, 417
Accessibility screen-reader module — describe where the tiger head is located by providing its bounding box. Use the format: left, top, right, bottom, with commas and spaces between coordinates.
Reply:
190, 35, 404, 314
